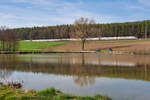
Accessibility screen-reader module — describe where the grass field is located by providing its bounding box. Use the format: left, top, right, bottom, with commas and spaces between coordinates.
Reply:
0, 86, 111, 100
18, 41, 68, 51
1, 39, 150, 54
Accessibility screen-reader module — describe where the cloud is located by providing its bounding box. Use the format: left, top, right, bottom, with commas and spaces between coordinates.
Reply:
127, 4, 150, 13
12, 0, 54, 5
1, 0, 147, 28
138, 0, 150, 6
0, 13, 17, 19
11, 0, 76, 7
0, 0, 122, 28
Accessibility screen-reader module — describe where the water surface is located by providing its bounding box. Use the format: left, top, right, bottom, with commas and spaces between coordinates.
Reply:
0, 53, 150, 100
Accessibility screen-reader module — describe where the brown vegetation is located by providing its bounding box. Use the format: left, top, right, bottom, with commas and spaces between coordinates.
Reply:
45, 40, 150, 52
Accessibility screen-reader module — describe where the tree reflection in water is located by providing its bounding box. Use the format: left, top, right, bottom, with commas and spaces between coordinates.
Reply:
0, 69, 12, 81
0, 55, 16, 82
0, 54, 150, 86
73, 54, 95, 86
73, 76, 95, 86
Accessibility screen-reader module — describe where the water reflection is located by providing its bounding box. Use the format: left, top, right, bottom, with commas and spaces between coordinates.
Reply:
0, 54, 150, 100
73, 76, 95, 86
0, 54, 150, 83
0, 70, 12, 80
0, 55, 15, 81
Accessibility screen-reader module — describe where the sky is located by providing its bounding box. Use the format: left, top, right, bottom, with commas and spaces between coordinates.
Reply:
0, 0, 150, 28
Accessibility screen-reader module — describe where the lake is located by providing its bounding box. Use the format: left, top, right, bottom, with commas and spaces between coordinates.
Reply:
0, 53, 150, 100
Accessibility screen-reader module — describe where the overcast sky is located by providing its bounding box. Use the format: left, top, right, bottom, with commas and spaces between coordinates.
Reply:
0, 0, 150, 28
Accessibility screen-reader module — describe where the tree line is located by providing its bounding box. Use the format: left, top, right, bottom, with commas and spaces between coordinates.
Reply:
0, 18, 150, 52
0, 27, 18, 52
9, 20, 150, 40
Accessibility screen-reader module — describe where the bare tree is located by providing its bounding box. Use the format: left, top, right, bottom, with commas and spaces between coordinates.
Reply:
72, 17, 97, 51
0, 26, 7, 51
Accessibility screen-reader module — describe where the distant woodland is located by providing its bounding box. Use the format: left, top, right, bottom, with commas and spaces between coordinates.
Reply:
9, 20, 150, 40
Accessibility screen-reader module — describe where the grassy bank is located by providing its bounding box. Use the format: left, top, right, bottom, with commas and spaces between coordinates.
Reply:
18, 41, 68, 51
0, 86, 111, 100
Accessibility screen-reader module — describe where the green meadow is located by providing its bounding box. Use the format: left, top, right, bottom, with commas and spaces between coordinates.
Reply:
18, 41, 68, 51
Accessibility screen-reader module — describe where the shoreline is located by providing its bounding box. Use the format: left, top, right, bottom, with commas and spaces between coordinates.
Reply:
0, 85, 111, 100
0, 50, 150, 55
0, 51, 96, 54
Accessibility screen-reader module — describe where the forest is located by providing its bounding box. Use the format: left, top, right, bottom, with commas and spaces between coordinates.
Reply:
10, 20, 150, 40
